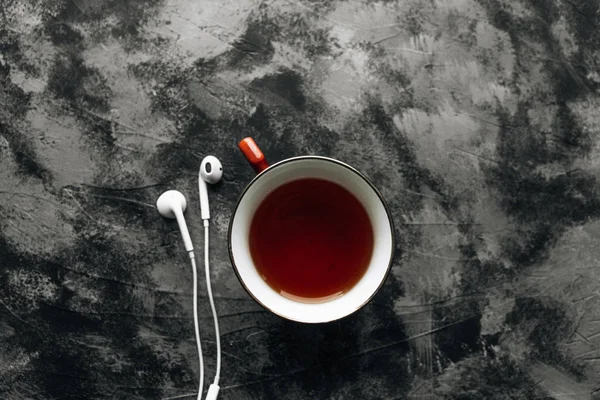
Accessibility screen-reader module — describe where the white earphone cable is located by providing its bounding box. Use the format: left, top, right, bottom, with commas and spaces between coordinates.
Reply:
189, 253, 204, 400
196, 157, 222, 400
204, 222, 222, 385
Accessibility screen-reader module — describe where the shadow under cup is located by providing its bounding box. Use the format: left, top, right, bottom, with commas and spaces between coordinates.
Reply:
228, 156, 395, 323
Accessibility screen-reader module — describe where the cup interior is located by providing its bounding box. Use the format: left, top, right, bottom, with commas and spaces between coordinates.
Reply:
228, 156, 394, 323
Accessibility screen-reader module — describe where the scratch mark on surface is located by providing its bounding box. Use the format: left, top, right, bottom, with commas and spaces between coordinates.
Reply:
323, 88, 356, 102
452, 147, 501, 164
222, 325, 263, 336
62, 188, 98, 222
82, 193, 156, 208
218, 310, 268, 318
382, 47, 433, 55
0, 298, 33, 327
562, 0, 589, 20
114, 143, 141, 152
372, 31, 402, 45
345, 315, 479, 358
76, 182, 167, 191
114, 129, 170, 143
0, 191, 62, 207
285, 0, 357, 29
396, 187, 442, 199
406, 249, 477, 261
572, 293, 598, 304
567, 275, 582, 297
36, 301, 194, 319
7, 220, 28, 236
221, 315, 479, 391
160, 393, 197, 400
245, 330, 267, 340
400, 222, 482, 226
221, 367, 309, 391
222, 351, 281, 376
575, 331, 595, 348
585, 330, 600, 341
54, 262, 183, 293
516, 379, 544, 397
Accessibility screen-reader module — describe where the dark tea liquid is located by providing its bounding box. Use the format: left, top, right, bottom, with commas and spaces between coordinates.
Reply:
249, 178, 374, 303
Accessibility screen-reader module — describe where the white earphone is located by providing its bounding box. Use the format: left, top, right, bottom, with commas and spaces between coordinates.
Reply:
156, 190, 194, 252
156, 155, 223, 400
199, 156, 223, 221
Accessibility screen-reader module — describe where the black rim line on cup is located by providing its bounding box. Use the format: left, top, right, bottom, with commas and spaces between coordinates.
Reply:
227, 155, 396, 323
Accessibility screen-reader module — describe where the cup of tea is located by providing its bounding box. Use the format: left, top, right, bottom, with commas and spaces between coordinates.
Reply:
228, 137, 395, 323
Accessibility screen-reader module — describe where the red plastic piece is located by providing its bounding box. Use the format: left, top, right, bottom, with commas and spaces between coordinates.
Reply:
239, 137, 269, 174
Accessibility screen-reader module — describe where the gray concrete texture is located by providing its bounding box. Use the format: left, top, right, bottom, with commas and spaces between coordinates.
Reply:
1, 0, 600, 399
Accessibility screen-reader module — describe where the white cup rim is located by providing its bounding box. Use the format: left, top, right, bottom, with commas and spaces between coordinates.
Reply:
227, 155, 396, 323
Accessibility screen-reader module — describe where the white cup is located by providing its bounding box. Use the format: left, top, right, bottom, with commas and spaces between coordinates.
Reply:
228, 138, 395, 323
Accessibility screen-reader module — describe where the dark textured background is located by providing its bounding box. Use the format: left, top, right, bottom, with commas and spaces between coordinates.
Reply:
1, 0, 600, 399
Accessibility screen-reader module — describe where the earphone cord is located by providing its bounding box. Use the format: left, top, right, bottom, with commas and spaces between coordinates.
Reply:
189, 253, 204, 400
204, 221, 222, 386
189, 223, 221, 400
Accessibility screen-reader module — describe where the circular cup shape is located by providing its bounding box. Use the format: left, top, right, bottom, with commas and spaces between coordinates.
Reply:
228, 156, 394, 323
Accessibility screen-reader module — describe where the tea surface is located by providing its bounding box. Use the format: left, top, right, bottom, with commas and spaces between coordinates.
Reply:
249, 178, 374, 303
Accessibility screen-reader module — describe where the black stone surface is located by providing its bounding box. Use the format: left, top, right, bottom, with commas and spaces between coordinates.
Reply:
1, 0, 600, 399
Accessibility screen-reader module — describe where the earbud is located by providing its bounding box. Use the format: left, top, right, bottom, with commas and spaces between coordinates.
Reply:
156, 157, 224, 400
156, 190, 194, 253
199, 156, 223, 221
